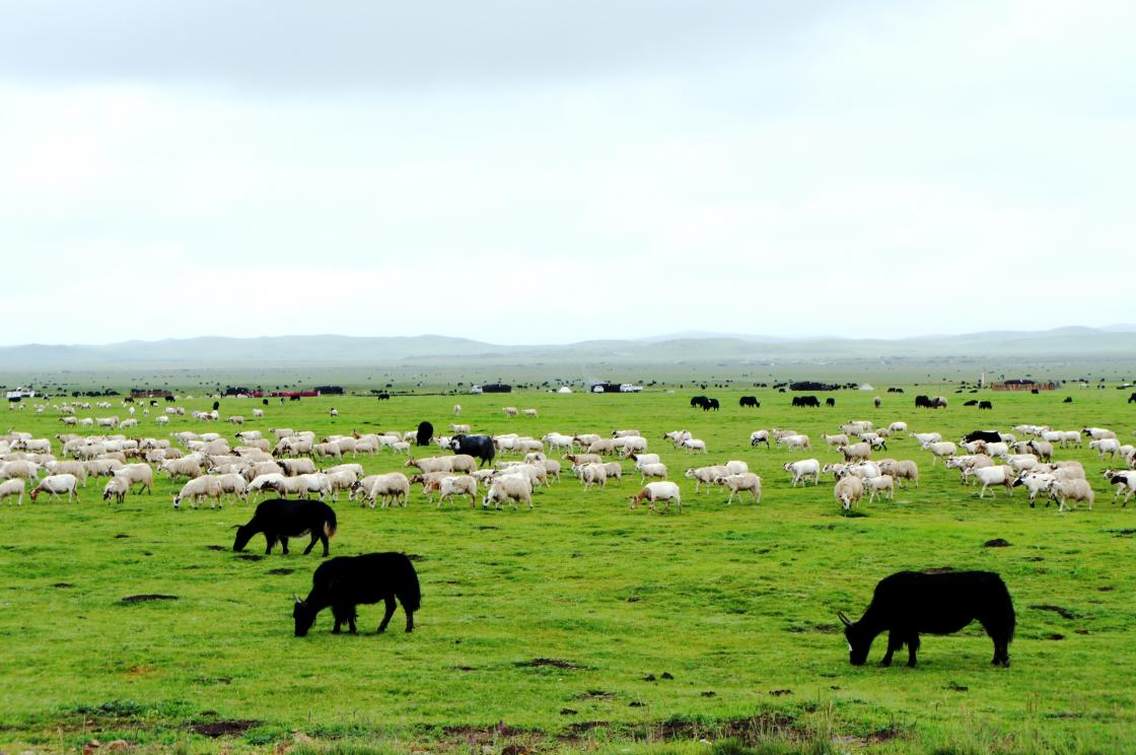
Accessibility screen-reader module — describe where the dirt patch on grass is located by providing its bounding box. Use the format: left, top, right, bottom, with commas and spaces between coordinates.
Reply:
1031, 604, 1078, 620
205, 545, 226, 551
516, 658, 583, 670
114, 534, 130, 539
1044, 633, 1066, 641
236, 553, 263, 561
984, 538, 1011, 547
266, 568, 294, 575
575, 690, 614, 700
120, 594, 178, 604
53, 582, 74, 588
189, 719, 261, 738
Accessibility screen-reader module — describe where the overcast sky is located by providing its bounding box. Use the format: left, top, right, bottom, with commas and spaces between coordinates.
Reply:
1, 0, 1132, 345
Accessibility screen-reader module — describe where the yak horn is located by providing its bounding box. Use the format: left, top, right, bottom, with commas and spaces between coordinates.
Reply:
837, 611, 852, 627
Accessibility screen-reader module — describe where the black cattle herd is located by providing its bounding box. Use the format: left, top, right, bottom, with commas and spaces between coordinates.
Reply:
209, 392, 1036, 670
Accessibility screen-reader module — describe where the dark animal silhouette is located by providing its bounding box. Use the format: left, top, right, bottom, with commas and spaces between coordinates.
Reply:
839, 571, 1014, 667
792, 395, 820, 408
293, 552, 420, 637
1129, 392, 1136, 404
964, 400, 978, 407
979, 400, 993, 410
689, 395, 709, 410
739, 396, 759, 408
825, 397, 836, 407
233, 498, 337, 557
416, 421, 433, 447
705, 398, 720, 411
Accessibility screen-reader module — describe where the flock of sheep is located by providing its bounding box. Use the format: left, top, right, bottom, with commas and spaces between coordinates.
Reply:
1, 397, 1134, 518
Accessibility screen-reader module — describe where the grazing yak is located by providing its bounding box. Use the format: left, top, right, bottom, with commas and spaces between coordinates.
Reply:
839, 571, 1014, 668
962, 430, 1002, 444
690, 395, 709, 409
415, 421, 433, 447
293, 552, 420, 637
739, 396, 759, 408
792, 395, 821, 408
825, 397, 836, 407
233, 498, 338, 557
979, 400, 993, 410
915, 395, 948, 409
448, 434, 495, 467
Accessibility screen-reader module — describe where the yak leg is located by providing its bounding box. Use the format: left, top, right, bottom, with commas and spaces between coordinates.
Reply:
906, 634, 921, 667
377, 595, 397, 633
303, 532, 319, 555
881, 632, 902, 666
264, 534, 276, 555
279, 535, 290, 554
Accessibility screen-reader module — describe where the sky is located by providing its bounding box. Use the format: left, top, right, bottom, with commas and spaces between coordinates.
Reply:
1, 0, 1133, 346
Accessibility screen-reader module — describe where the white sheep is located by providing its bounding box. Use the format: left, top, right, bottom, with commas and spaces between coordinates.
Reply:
684, 465, 728, 493
1043, 478, 1095, 512
715, 473, 761, 505
0, 478, 26, 505
784, 459, 821, 487
483, 475, 533, 509
173, 475, 225, 509
864, 474, 895, 502
629, 481, 681, 513
834, 475, 864, 511
637, 462, 668, 482
966, 465, 1016, 498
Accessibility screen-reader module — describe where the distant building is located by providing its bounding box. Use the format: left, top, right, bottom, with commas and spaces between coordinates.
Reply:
990, 379, 1059, 391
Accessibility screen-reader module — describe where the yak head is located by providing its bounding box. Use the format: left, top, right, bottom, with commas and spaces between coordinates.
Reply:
838, 611, 871, 665
293, 595, 316, 637
232, 523, 254, 552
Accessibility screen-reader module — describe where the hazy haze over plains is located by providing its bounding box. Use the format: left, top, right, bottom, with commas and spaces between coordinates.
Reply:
2, 1, 1132, 346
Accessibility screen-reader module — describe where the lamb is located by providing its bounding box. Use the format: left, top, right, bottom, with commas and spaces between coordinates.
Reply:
749, 430, 771, 447
0, 478, 26, 505
637, 462, 668, 482
888, 421, 908, 433
714, 472, 761, 505
785, 459, 821, 487
173, 475, 225, 509
684, 465, 729, 493
680, 438, 707, 454
482, 475, 533, 509
1103, 469, 1136, 506
353, 473, 411, 509
628, 481, 681, 513
966, 465, 1016, 498
102, 475, 130, 503
864, 474, 895, 502
431, 475, 478, 507
1012, 471, 1057, 506
924, 441, 958, 464
1043, 478, 1095, 512
834, 475, 864, 511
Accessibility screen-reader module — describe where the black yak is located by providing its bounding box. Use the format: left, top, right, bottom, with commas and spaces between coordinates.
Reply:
792, 395, 820, 408
825, 397, 836, 407
739, 396, 759, 408
979, 400, 993, 410
293, 552, 420, 637
689, 395, 709, 409
233, 498, 337, 557
449, 434, 495, 467
705, 398, 720, 411
839, 571, 1014, 667
416, 421, 434, 447
962, 430, 1002, 444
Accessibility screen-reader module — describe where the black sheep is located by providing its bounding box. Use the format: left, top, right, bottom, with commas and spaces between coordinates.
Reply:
233, 498, 337, 557
293, 552, 420, 636
839, 571, 1014, 667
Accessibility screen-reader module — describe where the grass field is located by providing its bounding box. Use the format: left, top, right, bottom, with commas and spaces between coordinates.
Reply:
1, 386, 1135, 753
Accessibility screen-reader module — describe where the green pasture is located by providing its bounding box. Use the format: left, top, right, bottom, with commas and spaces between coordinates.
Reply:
0, 385, 1134, 753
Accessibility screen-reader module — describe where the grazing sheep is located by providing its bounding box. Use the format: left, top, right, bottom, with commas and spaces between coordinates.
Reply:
482, 475, 533, 509
405, 456, 454, 474
0, 460, 39, 480
602, 462, 623, 484
102, 475, 130, 503
173, 475, 225, 509
840, 442, 872, 462
0, 478, 26, 505
30, 474, 80, 503
785, 459, 821, 487
159, 457, 204, 480
217, 472, 250, 502
1012, 471, 1057, 506
834, 475, 864, 511
564, 453, 602, 467
715, 473, 761, 505
1103, 469, 1136, 506
913, 432, 942, 445
824, 433, 850, 448
45, 460, 89, 486
503, 406, 519, 417
749, 430, 771, 448
924, 441, 958, 464
631, 453, 661, 468
1089, 438, 1121, 459
629, 481, 681, 513
522, 408, 538, 417
778, 434, 811, 450
114, 463, 154, 494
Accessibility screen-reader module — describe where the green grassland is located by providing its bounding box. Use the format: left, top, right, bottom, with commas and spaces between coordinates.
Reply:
1, 386, 1135, 753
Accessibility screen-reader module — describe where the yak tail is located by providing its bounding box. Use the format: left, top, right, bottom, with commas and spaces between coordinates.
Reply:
323, 518, 338, 538
400, 556, 422, 612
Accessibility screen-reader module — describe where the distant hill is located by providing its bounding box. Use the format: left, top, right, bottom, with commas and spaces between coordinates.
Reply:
0, 327, 1133, 371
